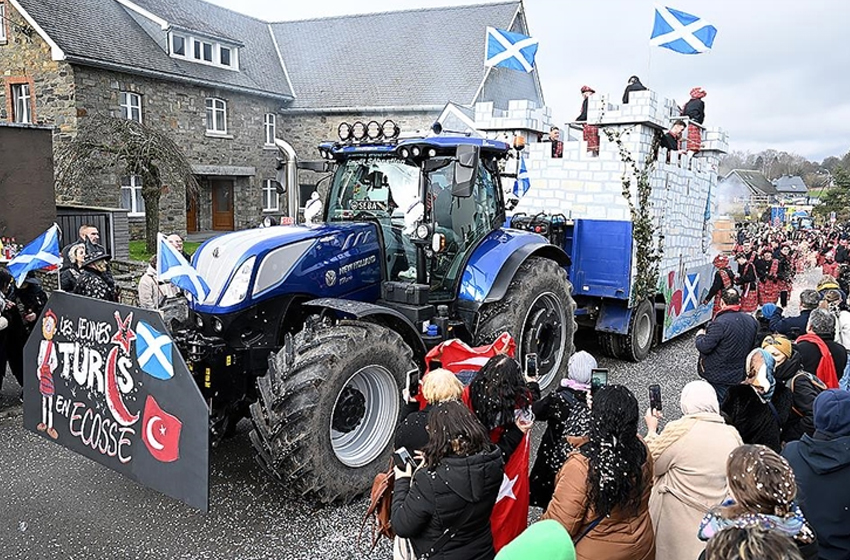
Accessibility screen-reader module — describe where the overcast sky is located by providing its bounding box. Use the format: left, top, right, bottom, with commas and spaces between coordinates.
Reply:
211, 0, 849, 162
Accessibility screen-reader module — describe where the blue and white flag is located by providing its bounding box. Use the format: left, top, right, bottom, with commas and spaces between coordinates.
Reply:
513, 154, 531, 198
683, 273, 700, 312
157, 233, 210, 301
485, 27, 538, 73
135, 320, 174, 381
650, 6, 717, 54
6, 224, 62, 287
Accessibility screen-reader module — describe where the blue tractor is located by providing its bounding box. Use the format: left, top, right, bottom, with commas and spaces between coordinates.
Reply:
176, 122, 575, 503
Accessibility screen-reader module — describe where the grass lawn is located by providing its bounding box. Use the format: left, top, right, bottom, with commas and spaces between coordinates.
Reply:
128, 240, 201, 262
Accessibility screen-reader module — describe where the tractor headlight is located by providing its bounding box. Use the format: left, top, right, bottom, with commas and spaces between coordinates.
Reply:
212, 317, 223, 333
219, 256, 256, 307
415, 224, 430, 240
195, 314, 204, 329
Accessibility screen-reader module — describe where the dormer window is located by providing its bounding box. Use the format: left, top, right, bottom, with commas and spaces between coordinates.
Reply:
169, 31, 239, 71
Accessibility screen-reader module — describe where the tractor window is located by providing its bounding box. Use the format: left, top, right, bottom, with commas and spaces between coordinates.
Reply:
428, 160, 501, 300
327, 157, 419, 221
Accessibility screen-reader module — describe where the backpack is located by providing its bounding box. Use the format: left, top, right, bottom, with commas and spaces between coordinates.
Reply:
786, 371, 827, 418
359, 459, 395, 550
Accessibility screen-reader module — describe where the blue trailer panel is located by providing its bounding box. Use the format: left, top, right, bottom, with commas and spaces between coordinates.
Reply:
566, 219, 632, 300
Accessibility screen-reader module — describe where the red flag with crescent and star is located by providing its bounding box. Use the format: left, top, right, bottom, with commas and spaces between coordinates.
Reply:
142, 395, 182, 463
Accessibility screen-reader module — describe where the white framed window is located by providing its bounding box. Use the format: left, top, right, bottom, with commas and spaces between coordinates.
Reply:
0, 4, 7, 43
11, 83, 31, 123
120, 175, 145, 216
264, 113, 276, 146
262, 179, 279, 212
194, 39, 213, 62
220, 46, 231, 67
120, 91, 142, 123
171, 34, 186, 56
205, 98, 227, 134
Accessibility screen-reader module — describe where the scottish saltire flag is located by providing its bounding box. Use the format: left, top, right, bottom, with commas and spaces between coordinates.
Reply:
651, 6, 717, 54
485, 27, 538, 73
683, 273, 700, 312
6, 224, 62, 287
157, 233, 210, 301
512, 154, 531, 197
136, 320, 174, 380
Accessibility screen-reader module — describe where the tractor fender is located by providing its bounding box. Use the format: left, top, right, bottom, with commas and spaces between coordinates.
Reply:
304, 298, 427, 363
458, 229, 571, 306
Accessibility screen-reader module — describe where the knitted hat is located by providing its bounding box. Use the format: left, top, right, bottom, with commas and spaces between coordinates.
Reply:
813, 390, 850, 438
495, 520, 576, 560
817, 277, 841, 292
761, 335, 792, 360
800, 289, 821, 309
713, 254, 729, 268
760, 303, 779, 319
567, 351, 597, 385
808, 308, 836, 336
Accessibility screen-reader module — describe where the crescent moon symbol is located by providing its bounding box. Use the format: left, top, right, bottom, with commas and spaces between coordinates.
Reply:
145, 415, 165, 451
105, 347, 140, 427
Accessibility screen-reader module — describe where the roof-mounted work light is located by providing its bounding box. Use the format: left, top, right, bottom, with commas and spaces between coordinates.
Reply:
366, 120, 382, 140
382, 120, 400, 140
338, 122, 351, 141
351, 121, 367, 141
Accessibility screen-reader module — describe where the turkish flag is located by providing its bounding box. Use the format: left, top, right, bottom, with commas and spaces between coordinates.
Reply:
141, 395, 182, 463
489, 433, 530, 552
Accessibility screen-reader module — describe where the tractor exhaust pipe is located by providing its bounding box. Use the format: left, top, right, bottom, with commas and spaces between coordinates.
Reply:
274, 138, 299, 223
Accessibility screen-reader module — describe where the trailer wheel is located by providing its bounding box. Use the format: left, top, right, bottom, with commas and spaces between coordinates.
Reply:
475, 257, 576, 392
597, 332, 622, 359
249, 320, 414, 504
617, 299, 654, 362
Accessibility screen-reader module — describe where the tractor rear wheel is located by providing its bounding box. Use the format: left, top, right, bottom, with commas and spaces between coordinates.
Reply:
249, 320, 414, 504
475, 257, 576, 392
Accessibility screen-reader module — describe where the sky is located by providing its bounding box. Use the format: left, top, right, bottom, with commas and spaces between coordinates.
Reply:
210, 0, 850, 162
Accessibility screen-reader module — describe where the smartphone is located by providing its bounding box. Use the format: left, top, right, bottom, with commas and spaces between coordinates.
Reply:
649, 384, 663, 411
406, 368, 421, 397
591, 368, 608, 390
392, 447, 416, 469
525, 353, 538, 378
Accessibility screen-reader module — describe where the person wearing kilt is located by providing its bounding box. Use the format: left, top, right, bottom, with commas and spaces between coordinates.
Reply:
705, 254, 735, 319
735, 253, 759, 313
756, 249, 782, 305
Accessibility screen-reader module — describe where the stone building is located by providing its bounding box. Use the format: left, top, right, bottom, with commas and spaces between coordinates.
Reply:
0, 0, 542, 237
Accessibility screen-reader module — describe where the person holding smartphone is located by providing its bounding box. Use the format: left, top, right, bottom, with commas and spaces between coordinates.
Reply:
392, 401, 504, 560
643, 380, 743, 560
394, 368, 463, 453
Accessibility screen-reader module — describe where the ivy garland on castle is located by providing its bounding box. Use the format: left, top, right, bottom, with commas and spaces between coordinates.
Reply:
603, 127, 664, 304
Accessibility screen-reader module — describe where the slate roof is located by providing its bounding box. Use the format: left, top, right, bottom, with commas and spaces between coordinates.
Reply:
724, 170, 778, 196
773, 175, 808, 194
15, 0, 294, 100
269, 1, 522, 109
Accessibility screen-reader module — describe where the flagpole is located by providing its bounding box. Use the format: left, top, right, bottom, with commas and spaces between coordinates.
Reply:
55, 222, 63, 292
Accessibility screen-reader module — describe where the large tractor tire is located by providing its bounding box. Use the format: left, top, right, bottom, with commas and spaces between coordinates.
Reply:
475, 257, 576, 392
249, 320, 415, 504
616, 299, 654, 362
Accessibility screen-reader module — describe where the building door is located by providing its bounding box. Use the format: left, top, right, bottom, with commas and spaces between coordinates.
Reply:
186, 189, 199, 233
211, 179, 235, 231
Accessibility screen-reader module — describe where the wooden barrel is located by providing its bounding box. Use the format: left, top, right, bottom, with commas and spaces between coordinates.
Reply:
712, 217, 736, 253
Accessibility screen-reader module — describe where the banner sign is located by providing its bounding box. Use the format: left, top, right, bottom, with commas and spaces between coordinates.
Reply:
23, 292, 209, 511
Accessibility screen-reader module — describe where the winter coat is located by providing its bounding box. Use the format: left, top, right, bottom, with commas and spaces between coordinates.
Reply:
783, 433, 850, 560
576, 97, 589, 122
622, 79, 648, 104
774, 351, 821, 443
696, 308, 758, 391
137, 266, 180, 310
60, 266, 82, 292
721, 383, 793, 453
830, 309, 850, 350
541, 443, 656, 560
74, 269, 117, 302
797, 335, 848, 384
529, 387, 591, 509
392, 446, 504, 560
394, 402, 431, 453
681, 98, 705, 124
646, 413, 742, 560
769, 308, 812, 340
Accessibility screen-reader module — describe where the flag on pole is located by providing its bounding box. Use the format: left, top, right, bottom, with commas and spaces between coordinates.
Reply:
650, 6, 717, 54
6, 224, 62, 287
485, 27, 539, 73
157, 233, 210, 301
513, 153, 531, 198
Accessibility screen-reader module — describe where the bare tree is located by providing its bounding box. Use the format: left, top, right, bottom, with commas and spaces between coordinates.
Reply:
55, 114, 198, 253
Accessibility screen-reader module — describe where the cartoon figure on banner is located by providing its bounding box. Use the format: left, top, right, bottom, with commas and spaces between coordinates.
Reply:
36, 310, 59, 439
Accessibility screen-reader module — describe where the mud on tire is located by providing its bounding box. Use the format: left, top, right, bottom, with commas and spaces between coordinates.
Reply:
249, 320, 415, 504
474, 257, 576, 392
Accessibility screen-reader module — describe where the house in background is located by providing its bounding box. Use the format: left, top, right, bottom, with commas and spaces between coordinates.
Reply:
0, 0, 542, 238
773, 175, 808, 199
716, 169, 778, 215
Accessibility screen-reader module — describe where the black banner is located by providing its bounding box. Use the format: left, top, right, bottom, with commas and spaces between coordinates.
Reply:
23, 292, 209, 511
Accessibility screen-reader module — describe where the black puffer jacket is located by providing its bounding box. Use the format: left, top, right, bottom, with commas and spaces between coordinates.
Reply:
696, 308, 759, 388
774, 351, 821, 443
721, 383, 793, 453
394, 402, 431, 452
392, 447, 504, 560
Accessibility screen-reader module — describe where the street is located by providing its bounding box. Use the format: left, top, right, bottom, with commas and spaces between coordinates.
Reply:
0, 328, 700, 560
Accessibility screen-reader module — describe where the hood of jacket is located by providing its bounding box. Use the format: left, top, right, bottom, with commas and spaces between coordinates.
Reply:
795, 434, 850, 474
773, 350, 804, 382
432, 446, 503, 503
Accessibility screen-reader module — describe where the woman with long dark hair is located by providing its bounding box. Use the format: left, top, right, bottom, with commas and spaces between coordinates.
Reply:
542, 385, 655, 560
391, 401, 504, 560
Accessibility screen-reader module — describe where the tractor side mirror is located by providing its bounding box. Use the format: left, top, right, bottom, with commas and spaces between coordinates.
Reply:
452, 145, 479, 198
274, 158, 287, 195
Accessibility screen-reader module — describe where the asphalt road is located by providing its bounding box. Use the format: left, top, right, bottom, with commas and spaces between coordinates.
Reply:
0, 324, 705, 560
